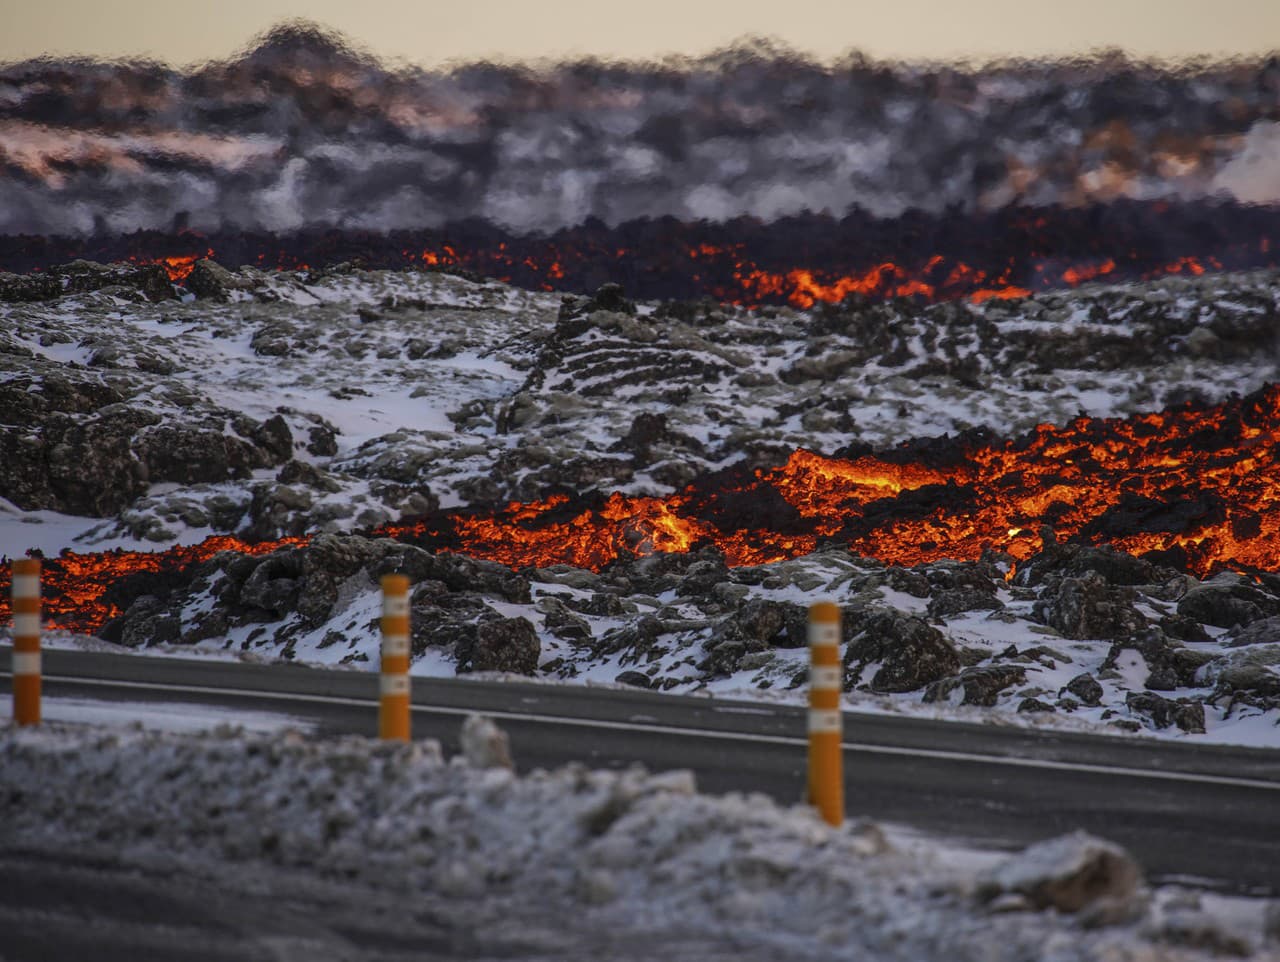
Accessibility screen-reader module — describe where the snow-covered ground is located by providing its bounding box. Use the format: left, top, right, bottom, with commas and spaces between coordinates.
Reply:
3, 263, 1280, 747
3, 717, 1277, 961
3, 263, 1277, 550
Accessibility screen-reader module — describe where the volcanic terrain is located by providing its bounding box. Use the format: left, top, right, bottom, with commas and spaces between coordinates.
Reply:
1, 259, 1278, 742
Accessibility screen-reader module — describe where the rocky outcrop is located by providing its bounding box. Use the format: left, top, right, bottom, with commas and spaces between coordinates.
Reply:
186, 259, 255, 301
456, 617, 540, 675
0, 272, 62, 302
1063, 672, 1104, 706
2, 261, 179, 303
1226, 614, 1280, 647
5, 266, 1279, 743
845, 610, 961, 693
1031, 572, 1148, 640
0, 406, 293, 517
1125, 692, 1206, 733
1178, 573, 1280, 629
923, 665, 1027, 706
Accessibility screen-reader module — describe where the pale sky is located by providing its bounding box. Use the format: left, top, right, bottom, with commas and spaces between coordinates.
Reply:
3, 0, 1279, 66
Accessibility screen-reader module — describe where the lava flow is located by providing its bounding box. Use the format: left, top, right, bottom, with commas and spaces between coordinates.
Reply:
3, 200, 1277, 309
3, 386, 1279, 636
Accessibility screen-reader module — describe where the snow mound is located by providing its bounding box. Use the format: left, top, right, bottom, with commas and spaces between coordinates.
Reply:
2, 722, 1277, 960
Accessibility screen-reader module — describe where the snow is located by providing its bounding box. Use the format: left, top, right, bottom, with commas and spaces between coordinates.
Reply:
2, 719, 1276, 960
0, 693, 313, 734
4, 266, 1280, 747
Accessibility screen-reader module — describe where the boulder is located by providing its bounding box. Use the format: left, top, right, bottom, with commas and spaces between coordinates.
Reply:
1125, 692, 1206, 733
292, 535, 390, 626
1017, 697, 1055, 714
58, 260, 176, 301
459, 714, 514, 770
238, 552, 303, 619
597, 614, 663, 660
382, 551, 531, 605
1177, 574, 1280, 629
927, 587, 1004, 619
0, 405, 154, 515
1031, 572, 1147, 639
187, 259, 253, 301
457, 616, 540, 675
1063, 672, 1104, 706
845, 610, 961, 693
112, 596, 182, 649
610, 411, 707, 464
885, 566, 931, 598
718, 598, 806, 647
410, 607, 479, 656
1226, 614, 1280, 647
253, 415, 295, 463
1159, 613, 1212, 643
977, 831, 1142, 914
306, 424, 339, 457
674, 555, 731, 597
1212, 664, 1280, 699
923, 665, 1026, 707
558, 282, 636, 321
1102, 628, 1212, 690
1021, 543, 1179, 588
134, 423, 271, 487
537, 597, 593, 642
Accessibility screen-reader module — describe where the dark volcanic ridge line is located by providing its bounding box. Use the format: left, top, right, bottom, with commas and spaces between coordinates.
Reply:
3, 200, 1279, 307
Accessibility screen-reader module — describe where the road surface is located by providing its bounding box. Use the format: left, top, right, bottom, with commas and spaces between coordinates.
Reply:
4, 647, 1279, 896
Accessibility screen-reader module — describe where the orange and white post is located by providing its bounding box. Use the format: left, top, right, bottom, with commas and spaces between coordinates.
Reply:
379, 574, 411, 741
807, 601, 844, 826
11, 559, 41, 726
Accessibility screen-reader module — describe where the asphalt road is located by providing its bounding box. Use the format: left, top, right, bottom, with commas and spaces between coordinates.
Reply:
5, 648, 1280, 896
0, 849, 762, 962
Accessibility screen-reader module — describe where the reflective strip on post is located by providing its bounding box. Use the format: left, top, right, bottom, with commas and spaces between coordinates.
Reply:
379, 574, 411, 741
11, 558, 41, 726
807, 601, 843, 826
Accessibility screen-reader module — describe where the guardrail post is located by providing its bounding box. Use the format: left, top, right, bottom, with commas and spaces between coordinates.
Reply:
379, 574, 411, 741
808, 601, 843, 826
11, 559, 41, 726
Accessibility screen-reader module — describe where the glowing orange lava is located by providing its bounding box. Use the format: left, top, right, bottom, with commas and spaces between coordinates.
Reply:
124, 243, 1262, 309
4, 387, 1278, 635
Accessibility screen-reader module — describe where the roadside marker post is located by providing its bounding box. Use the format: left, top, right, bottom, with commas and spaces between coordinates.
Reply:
379, 574, 412, 741
11, 559, 41, 726
808, 601, 844, 826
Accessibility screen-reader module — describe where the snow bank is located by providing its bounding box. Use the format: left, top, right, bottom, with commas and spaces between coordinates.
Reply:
2, 721, 1276, 960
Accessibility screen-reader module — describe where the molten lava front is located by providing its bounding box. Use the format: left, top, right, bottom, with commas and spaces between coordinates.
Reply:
3, 201, 1276, 309
4, 386, 1279, 636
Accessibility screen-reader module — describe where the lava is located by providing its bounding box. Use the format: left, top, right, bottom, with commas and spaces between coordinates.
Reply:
4, 386, 1279, 636
128, 249, 212, 282
3, 201, 1277, 309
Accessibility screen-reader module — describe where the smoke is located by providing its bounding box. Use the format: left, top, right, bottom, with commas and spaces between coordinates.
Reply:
2, 21, 1279, 237
1214, 122, 1280, 206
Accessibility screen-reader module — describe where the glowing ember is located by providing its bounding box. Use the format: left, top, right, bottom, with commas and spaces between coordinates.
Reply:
127, 248, 213, 282
3, 386, 1278, 635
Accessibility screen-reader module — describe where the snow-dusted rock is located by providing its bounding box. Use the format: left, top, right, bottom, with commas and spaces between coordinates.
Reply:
459, 714, 514, 770
978, 831, 1142, 914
